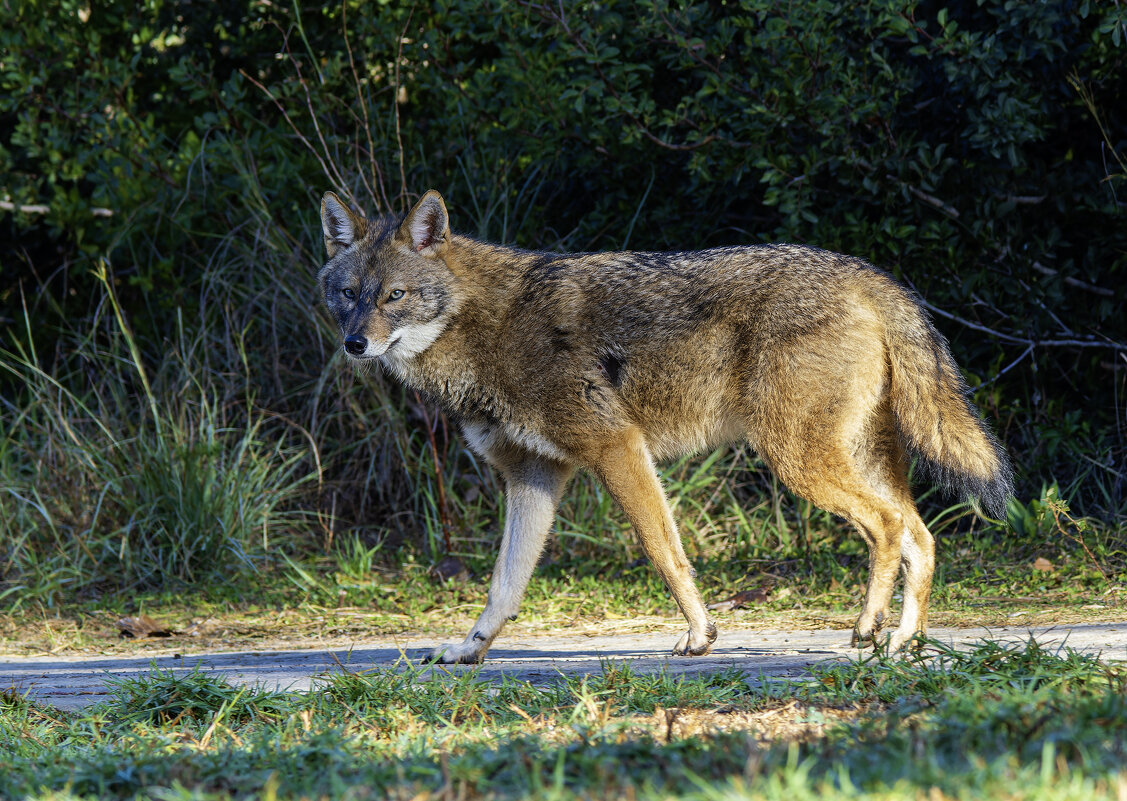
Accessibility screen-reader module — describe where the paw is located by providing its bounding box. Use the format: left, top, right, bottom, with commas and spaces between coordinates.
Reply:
850, 610, 890, 648
672, 623, 718, 656
850, 627, 889, 650
852, 626, 921, 653
886, 628, 924, 653
428, 640, 487, 665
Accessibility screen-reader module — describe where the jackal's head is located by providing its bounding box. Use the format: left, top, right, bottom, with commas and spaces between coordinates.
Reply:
317, 190, 459, 366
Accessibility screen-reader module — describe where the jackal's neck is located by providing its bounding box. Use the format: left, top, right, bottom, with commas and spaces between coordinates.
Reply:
446, 234, 542, 289
381, 234, 536, 422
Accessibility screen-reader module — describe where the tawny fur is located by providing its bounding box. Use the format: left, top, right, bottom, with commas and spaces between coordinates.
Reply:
317, 190, 1013, 663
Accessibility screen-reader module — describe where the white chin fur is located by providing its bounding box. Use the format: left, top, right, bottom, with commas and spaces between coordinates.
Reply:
380, 318, 447, 364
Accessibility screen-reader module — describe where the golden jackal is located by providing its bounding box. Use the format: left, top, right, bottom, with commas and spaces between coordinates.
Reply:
318, 190, 1012, 663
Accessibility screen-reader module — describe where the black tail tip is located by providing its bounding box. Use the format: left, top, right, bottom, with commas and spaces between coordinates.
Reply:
972, 471, 1015, 520
919, 441, 1015, 521
965, 446, 1015, 520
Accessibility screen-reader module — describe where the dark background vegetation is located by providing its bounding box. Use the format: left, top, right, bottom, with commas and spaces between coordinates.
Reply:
1, 0, 1124, 606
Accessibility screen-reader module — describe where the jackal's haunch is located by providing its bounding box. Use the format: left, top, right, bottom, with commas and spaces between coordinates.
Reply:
317, 190, 1013, 663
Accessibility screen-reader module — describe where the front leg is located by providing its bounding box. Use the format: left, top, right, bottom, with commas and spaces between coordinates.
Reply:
586, 428, 717, 657
430, 456, 573, 664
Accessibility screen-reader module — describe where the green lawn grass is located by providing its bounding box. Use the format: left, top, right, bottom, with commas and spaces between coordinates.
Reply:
3, 639, 1125, 800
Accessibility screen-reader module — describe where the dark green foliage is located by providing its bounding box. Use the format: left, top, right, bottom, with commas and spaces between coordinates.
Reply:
1, 1, 1124, 599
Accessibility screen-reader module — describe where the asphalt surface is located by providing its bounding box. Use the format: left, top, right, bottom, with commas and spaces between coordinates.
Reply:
4, 622, 1126, 710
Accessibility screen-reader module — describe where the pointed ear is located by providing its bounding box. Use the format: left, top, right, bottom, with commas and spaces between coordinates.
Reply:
397, 190, 450, 258
321, 192, 366, 258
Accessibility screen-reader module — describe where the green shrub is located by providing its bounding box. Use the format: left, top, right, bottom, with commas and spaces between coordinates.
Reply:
1, 0, 1124, 598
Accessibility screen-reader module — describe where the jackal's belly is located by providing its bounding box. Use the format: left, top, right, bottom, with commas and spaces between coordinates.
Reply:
641, 414, 748, 462
625, 384, 747, 461
616, 358, 746, 461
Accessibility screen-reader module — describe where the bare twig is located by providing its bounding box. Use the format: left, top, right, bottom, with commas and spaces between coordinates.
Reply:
393, 9, 415, 210
920, 298, 1127, 352
342, 0, 389, 213
998, 194, 1047, 205
239, 68, 342, 194
277, 25, 352, 196
976, 343, 1034, 390
638, 130, 719, 152
919, 300, 1031, 345
1031, 261, 1115, 298
2, 201, 50, 214
903, 182, 960, 219
855, 158, 959, 218
351, 143, 376, 211
2, 199, 113, 216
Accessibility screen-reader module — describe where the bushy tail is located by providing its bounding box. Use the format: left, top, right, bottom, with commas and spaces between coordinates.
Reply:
885, 296, 1014, 518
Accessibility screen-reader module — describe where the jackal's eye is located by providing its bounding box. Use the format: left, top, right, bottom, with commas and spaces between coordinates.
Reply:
341, 288, 356, 300
387, 289, 405, 301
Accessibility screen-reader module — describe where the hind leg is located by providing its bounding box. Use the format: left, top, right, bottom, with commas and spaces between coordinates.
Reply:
850, 518, 900, 647
887, 507, 935, 650
857, 440, 936, 650
763, 448, 905, 648
747, 324, 934, 650
840, 493, 905, 648
755, 412, 919, 649
782, 454, 934, 651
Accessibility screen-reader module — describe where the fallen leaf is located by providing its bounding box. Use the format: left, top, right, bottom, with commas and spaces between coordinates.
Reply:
707, 587, 771, 612
429, 556, 470, 584
116, 615, 175, 639
1032, 557, 1053, 572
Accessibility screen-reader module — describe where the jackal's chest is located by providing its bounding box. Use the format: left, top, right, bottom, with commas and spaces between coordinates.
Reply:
387, 357, 568, 459
460, 418, 570, 463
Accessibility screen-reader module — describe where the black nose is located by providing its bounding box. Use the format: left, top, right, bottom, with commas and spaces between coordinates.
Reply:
344, 335, 367, 356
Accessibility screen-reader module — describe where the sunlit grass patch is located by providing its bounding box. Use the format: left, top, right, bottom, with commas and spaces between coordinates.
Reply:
2, 640, 1125, 799
103, 666, 294, 727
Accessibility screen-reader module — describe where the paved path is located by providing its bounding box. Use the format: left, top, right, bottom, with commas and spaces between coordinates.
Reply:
3, 622, 1126, 710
